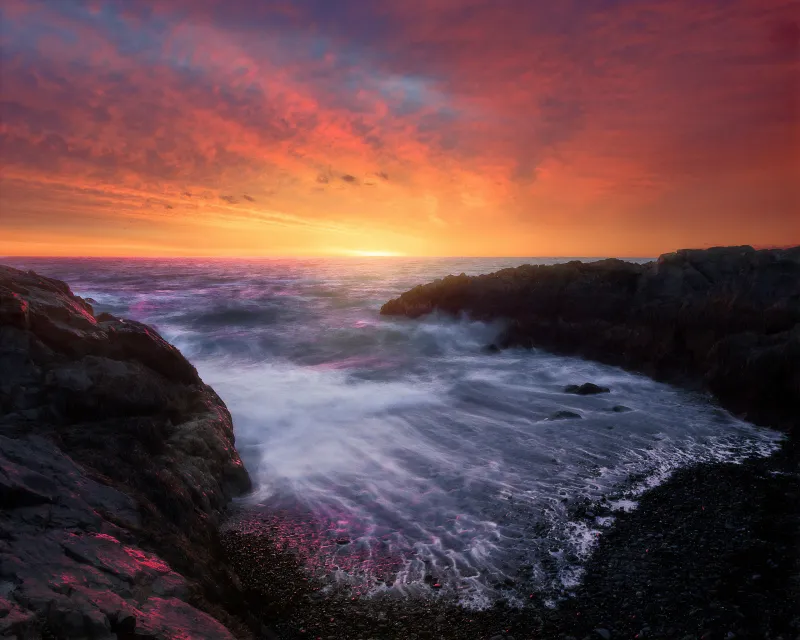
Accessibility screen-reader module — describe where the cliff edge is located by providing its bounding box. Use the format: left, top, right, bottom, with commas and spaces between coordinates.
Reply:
0, 265, 252, 639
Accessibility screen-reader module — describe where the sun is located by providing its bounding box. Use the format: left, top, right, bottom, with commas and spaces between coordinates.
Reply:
346, 250, 405, 257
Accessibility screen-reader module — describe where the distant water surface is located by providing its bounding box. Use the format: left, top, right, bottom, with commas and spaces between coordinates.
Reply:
4, 257, 782, 608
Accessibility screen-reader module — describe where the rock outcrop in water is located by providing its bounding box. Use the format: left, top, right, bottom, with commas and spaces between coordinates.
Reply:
381, 245, 800, 434
0, 265, 252, 638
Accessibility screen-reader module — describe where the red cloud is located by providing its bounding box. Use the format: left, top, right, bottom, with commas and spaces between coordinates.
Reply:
1, 0, 797, 256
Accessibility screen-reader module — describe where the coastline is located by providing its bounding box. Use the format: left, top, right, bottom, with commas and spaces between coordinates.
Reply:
373, 244, 799, 637
381, 245, 800, 435
220, 443, 798, 639
2, 246, 797, 638
0, 265, 256, 638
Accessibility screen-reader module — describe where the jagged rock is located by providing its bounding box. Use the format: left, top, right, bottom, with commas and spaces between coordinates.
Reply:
0, 265, 252, 638
0, 596, 38, 636
382, 246, 800, 433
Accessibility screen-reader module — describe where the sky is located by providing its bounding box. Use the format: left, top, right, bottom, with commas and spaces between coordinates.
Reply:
1, 0, 798, 257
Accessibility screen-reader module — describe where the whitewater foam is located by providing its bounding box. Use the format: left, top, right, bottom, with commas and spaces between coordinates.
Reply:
4, 255, 784, 609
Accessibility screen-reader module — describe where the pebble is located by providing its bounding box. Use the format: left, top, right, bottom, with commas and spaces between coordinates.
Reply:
595, 629, 612, 640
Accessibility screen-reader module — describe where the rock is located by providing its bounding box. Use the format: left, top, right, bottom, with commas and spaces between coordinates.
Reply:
610, 405, 632, 413
0, 450, 59, 508
595, 629, 612, 640
0, 265, 253, 638
0, 597, 37, 636
550, 410, 583, 420
135, 597, 237, 639
565, 383, 610, 395
381, 246, 800, 434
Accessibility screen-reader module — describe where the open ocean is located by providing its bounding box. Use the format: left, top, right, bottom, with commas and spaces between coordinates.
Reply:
3, 257, 782, 608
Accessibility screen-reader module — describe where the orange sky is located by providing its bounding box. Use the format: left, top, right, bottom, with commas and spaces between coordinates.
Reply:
0, 0, 798, 257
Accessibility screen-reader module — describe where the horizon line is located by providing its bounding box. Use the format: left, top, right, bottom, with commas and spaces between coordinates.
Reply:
1, 244, 791, 263
1, 254, 659, 260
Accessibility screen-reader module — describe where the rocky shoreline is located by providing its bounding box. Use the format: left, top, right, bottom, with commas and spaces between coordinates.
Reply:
382, 245, 800, 435
221, 245, 799, 639
2, 246, 798, 639
0, 265, 255, 638
373, 244, 800, 638
221, 444, 798, 639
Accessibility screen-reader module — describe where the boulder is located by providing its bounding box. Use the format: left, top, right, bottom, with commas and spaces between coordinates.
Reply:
565, 383, 610, 395
0, 265, 253, 638
550, 410, 583, 420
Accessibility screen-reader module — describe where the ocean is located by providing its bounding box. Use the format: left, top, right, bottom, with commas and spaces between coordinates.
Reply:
3, 256, 782, 608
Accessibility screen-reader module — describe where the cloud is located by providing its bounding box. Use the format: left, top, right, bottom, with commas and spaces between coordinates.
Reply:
769, 18, 800, 57
0, 0, 797, 256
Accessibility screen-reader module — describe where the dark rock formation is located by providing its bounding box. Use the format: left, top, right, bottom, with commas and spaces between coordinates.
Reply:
0, 265, 252, 638
382, 245, 800, 434
564, 383, 610, 395
549, 410, 583, 420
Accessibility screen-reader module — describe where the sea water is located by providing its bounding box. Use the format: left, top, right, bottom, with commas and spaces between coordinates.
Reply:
6, 257, 782, 608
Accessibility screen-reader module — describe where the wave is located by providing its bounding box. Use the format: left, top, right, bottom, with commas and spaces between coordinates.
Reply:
199, 319, 782, 608
7, 256, 783, 608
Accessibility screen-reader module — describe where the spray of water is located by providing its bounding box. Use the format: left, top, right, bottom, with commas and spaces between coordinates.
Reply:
6, 256, 783, 607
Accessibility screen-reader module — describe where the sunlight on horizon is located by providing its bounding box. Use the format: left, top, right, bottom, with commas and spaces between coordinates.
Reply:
344, 250, 407, 257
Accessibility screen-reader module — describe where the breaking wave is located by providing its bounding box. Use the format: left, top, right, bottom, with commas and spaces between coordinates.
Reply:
6, 256, 783, 608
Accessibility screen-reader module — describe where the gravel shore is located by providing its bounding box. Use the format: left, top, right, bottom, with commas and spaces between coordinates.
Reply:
223, 438, 799, 640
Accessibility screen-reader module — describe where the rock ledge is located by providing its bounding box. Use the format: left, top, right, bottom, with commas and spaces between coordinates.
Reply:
382, 245, 800, 434
0, 265, 252, 639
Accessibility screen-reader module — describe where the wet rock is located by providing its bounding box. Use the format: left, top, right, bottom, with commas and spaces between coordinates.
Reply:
134, 597, 237, 639
0, 265, 253, 638
565, 383, 610, 395
0, 596, 37, 636
381, 245, 800, 434
0, 450, 58, 508
550, 410, 583, 420
375, 246, 800, 640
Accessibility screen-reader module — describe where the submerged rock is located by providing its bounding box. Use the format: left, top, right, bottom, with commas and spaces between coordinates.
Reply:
565, 383, 610, 395
0, 265, 252, 638
381, 245, 800, 434
550, 410, 583, 420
